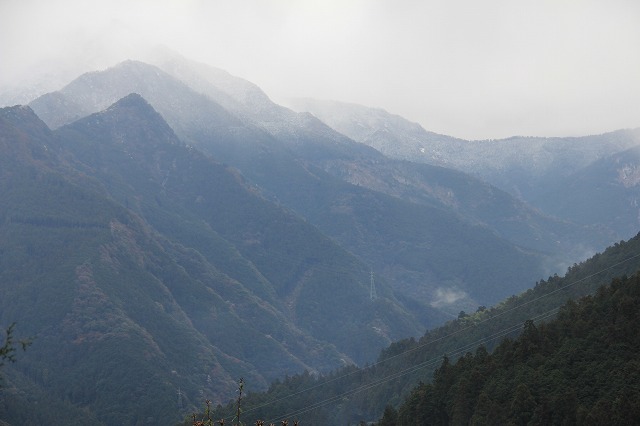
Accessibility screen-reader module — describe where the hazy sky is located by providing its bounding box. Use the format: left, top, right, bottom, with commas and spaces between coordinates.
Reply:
1, 0, 639, 139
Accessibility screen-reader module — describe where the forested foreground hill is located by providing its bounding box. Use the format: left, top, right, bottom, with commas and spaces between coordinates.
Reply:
198, 234, 640, 425
383, 271, 640, 425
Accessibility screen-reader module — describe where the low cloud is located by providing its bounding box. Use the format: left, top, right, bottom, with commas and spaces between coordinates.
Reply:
430, 287, 468, 308
1, 0, 639, 139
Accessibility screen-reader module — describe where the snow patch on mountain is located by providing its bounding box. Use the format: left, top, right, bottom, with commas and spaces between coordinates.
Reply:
618, 164, 640, 188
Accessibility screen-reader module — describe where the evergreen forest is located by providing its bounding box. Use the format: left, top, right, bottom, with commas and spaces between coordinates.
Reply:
381, 272, 640, 425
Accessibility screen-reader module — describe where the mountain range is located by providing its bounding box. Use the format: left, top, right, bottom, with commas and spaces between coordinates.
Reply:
0, 52, 638, 425
290, 98, 640, 239
27, 58, 610, 311
0, 96, 423, 424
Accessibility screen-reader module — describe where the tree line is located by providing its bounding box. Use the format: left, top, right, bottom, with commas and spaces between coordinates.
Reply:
377, 272, 640, 425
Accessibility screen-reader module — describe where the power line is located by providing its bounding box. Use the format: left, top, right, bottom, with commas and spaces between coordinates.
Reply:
216, 250, 640, 422
265, 308, 561, 424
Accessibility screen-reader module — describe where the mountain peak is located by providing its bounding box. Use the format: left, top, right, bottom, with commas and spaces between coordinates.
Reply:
66, 93, 183, 150
0, 104, 53, 142
106, 92, 151, 110
0, 104, 59, 169
1, 104, 45, 125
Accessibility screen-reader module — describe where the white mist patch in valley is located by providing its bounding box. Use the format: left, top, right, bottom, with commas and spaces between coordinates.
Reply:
430, 287, 469, 308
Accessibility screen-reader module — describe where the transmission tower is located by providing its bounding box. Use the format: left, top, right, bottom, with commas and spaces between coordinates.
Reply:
370, 269, 377, 301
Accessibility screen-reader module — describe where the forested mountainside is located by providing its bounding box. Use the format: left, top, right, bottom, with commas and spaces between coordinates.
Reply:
198, 233, 640, 425
28, 59, 609, 314
291, 98, 640, 240
383, 271, 640, 425
0, 98, 421, 425
153, 56, 603, 261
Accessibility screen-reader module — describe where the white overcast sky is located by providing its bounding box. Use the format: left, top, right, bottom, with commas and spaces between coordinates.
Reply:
1, 0, 639, 139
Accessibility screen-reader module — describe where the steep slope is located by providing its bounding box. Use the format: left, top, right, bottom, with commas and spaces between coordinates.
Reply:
0, 99, 422, 425
159, 60, 619, 302
156, 58, 601, 259
55, 93, 423, 362
28, 59, 277, 166
153, 54, 309, 137
1, 105, 246, 425
29, 61, 565, 313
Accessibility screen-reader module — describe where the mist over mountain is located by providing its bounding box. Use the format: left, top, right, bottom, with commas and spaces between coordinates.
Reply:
290, 98, 640, 241
1, 50, 639, 425
28, 58, 570, 314
0, 96, 428, 424
1, 2, 639, 423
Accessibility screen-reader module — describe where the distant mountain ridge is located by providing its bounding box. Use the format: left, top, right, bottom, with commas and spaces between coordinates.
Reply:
289, 98, 640, 238
533, 144, 640, 238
